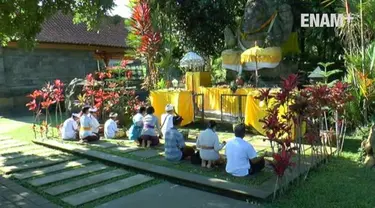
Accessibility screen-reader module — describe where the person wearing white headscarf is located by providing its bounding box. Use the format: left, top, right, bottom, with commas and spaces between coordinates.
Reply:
89, 107, 100, 137
104, 112, 119, 139
61, 113, 80, 140
161, 104, 176, 138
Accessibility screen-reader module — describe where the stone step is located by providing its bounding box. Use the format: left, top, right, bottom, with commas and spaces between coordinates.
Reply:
62, 174, 153, 206
0, 151, 68, 166
1, 142, 29, 149
0, 145, 41, 155
0, 148, 56, 161
14, 159, 92, 180
130, 149, 161, 159
109, 146, 139, 153
89, 142, 117, 149
29, 164, 108, 186
0, 136, 12, 141
95, 182, 258, 208
44, 169, 129, 196
0, 156, 74, 174
0, 139, 22, 145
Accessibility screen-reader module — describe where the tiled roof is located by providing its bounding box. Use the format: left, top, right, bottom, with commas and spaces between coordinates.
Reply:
36, 12, 127, 48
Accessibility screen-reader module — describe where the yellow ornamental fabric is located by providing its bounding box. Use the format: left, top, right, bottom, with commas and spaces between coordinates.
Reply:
244, 90, 306, 139
281, 32, 300, 55
185, 72, 212, 92
241, 46, 282, 64
197, 87, 258, 116
150, 90, 194, 126
222, 50, 241, 65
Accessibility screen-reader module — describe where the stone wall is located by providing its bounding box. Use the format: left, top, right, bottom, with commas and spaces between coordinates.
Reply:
0, 47, 97, 110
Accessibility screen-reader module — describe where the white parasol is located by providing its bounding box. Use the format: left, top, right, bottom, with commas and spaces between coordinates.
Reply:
180, 52, 205, 70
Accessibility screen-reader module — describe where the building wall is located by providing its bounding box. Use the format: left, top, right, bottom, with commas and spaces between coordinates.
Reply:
0, 47, 97, 110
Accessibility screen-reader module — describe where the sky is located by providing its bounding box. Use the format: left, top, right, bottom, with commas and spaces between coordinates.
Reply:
110, 0, 132, 18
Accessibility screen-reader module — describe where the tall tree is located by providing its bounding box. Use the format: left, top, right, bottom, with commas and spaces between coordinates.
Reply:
0, 0, 116, 48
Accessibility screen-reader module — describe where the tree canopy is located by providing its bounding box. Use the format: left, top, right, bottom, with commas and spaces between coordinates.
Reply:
0, 0, 115, 48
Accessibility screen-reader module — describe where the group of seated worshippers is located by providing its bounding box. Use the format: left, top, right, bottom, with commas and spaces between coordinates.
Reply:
163, 119, 266, 177
128, 104, 180, 148
60, 105, 121, 142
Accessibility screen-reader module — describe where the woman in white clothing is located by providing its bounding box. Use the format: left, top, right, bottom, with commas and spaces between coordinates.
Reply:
104, 112, 119, 139
196, 121, 226, 168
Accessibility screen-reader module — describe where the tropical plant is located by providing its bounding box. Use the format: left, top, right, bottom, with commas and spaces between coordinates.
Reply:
26, 80, 65, 139
126, 0, 162, 90
310, 62, 342, 85
344, 41, 375, 126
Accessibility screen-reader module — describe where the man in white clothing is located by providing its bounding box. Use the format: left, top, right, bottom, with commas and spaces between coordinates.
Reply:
225, 124, 265, 177
104, 112, 119, 139
89, 107, 100, 137
61, 113, 80, 140
161, 104, 175, 138
79, 105, 99, 142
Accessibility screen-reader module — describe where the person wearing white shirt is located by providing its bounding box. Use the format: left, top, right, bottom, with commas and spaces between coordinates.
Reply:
104, 112, 119, 139
160, 104, 175, 138
225, 124, 265, 177
129, 107, 146, 141
61, 113, 80, 140
79, 105, 99, 142
89, 107, 100, 137
197, 121, 226, 168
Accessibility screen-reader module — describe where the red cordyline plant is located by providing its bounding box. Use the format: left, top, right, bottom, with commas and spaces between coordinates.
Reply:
26, 80, 65, 139
128, 0, 162, 90
77, 70, 143, 125
257, 74, 307, 198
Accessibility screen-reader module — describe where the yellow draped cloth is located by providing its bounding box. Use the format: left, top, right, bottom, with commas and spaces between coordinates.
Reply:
244, 91, 306, 140
185, 72, 211, 92
197, 87, 257, 116
150, 90, 194, 126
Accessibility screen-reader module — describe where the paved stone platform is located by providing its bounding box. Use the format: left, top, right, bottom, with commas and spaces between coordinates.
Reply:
62, 174, 153, 206
29, 164, 108, 186
130, 149, 161, 159
33, 140, 271, 199
45, 169, 129, 196
96, 182, 258, 208
0, 175, 60, 208
14, 159, 92, 180
0, 156, 75, 174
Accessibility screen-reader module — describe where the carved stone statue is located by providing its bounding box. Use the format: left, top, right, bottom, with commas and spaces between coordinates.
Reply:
224, 0, 294, 50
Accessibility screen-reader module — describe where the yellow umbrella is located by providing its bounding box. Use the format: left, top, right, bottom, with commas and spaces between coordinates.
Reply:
241, 43, 282, 87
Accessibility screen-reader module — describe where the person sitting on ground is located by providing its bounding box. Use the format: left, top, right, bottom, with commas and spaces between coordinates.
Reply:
164, 116, 195, 162
89, 107, 101, 138
104, 112, 119, 139
79, 105, 100, 142
128, 106, 146, 141
225, 124, 265, 177
161, 104, 176, 138
61, 113, 80, 140
196, 120, 226, 168
139, 106, 161, 147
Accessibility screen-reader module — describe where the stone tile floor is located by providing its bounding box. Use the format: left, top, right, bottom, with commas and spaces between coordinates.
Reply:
0, 135, 260, 207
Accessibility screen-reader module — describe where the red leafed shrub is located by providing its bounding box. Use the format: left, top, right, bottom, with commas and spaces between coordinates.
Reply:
77, 70, 143, 126
271, 145, 296, 177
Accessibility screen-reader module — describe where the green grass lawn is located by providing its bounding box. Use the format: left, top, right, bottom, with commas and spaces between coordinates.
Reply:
2, 118, 374, 207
